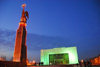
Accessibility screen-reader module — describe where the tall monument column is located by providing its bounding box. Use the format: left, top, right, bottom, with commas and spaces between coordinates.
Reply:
13, 4, 29, 64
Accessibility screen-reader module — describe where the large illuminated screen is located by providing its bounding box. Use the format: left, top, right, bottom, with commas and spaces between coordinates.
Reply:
41, 47, 78, 65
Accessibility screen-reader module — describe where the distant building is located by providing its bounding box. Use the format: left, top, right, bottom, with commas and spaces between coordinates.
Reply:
90, 55, 100, 65
0, 56, 6, 61
41, 47, 79, 65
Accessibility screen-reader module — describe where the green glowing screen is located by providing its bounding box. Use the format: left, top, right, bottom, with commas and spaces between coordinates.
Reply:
41, 47, 78, 65
49, 53, 69, 65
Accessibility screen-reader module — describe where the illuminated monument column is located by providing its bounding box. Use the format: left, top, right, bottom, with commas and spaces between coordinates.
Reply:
13, 4, 29, 64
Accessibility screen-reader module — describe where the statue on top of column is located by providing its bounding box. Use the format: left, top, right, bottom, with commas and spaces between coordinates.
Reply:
21, 4, 29, 23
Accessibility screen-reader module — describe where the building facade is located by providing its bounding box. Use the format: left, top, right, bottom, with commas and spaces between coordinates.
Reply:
41, 47, 79, 65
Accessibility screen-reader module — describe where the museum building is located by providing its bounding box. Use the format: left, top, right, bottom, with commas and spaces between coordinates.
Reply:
41, 47, 79, 65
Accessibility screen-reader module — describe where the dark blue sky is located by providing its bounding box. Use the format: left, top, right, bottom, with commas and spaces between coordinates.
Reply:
0, 0, 100, 62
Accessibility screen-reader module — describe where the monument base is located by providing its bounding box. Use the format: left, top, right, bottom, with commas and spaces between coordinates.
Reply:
0, 61, 26, 67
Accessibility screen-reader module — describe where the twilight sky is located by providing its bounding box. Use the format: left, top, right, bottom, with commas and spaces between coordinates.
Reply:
0, 0, 100, 62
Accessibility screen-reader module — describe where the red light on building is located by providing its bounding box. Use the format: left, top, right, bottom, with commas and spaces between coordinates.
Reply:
19, 23, 27, 27
90, 55, 100, 65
